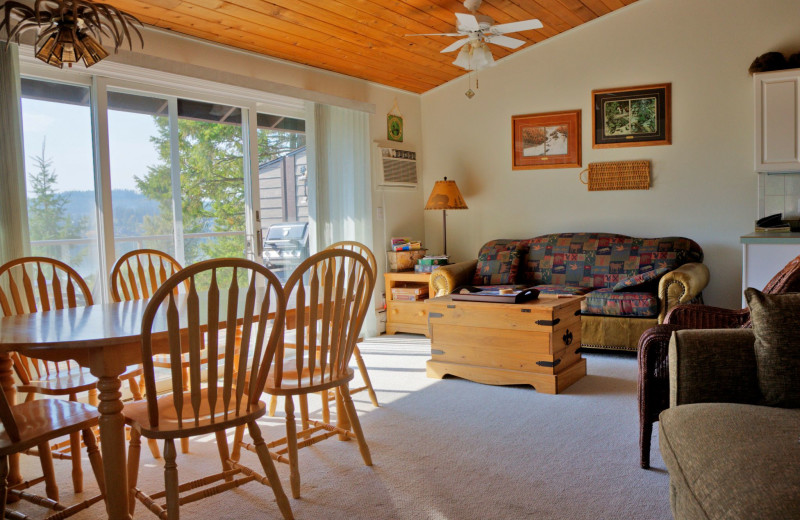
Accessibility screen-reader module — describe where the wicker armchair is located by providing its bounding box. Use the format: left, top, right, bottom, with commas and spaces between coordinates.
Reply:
637, 254, 800, 469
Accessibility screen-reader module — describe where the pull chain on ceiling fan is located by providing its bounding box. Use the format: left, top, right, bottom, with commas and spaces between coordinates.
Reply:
406, 0, 543, 71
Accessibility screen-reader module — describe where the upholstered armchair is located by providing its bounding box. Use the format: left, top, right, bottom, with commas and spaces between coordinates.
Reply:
637, 254, 800, 469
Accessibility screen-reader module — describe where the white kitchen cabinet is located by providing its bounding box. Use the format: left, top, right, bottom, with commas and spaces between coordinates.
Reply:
754, 69, 800, 172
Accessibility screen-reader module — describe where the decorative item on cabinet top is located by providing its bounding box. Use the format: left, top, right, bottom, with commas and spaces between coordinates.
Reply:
579, 160, 650, 191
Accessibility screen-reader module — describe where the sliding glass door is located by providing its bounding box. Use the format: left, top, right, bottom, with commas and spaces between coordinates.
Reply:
19, 75, 307, 301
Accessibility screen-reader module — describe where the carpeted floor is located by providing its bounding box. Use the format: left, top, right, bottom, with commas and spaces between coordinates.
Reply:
12, 335, 672, 519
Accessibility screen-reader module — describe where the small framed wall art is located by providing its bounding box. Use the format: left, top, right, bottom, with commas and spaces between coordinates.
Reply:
387, 114, 404, 142
512, 110, 581, 170
592, 83, 671, 148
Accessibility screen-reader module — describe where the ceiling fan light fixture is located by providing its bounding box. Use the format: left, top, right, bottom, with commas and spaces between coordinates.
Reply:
453, 44, 473, 69
471, 41, 495, 70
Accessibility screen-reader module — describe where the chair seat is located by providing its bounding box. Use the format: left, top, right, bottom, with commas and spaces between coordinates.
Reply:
0, 399, 99, 456
124, 387, 267, 438
18, 365, 142, 396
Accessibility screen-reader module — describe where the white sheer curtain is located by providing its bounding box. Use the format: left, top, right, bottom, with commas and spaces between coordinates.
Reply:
308, 103, 376, 336
0, 42, 30, 266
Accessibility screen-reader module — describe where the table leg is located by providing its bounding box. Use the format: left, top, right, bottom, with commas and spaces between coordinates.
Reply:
96, 375, 132, 520
0, 354, 22, 499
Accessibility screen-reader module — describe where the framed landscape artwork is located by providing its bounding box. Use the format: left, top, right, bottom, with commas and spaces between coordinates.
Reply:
512, 110, 581, 170
592, 83, 671, 148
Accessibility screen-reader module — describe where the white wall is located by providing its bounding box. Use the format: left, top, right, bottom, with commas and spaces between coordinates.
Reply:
420, 0, 800, 308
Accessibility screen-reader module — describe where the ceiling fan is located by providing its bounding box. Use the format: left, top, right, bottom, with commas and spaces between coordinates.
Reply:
407, 0, 543, 71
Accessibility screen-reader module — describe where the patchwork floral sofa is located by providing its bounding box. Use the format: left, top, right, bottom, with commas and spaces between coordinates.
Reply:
428, 233, 710, 351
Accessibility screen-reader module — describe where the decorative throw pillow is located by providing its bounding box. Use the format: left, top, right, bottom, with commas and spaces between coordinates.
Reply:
472, 243, 528, 286
745, 288, 800, 408
612, 267, 670, 292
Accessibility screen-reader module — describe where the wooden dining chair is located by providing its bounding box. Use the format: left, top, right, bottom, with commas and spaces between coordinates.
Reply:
0, 386, 106, 519
110, 249, 187, 457
124, 258, 293, 520
237, 249, 375, 499
267, 241, 380, 418
0, 257, 141, 496
324, 242, 379, 407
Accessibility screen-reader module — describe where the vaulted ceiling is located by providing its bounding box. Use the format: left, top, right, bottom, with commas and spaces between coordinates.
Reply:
107, 0, 637, 94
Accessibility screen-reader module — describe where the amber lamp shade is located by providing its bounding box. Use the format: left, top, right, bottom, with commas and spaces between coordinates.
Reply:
424, 177, 467, 256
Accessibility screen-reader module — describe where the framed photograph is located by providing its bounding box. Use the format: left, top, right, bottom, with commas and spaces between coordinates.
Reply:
592, 83, 671, 148
511, 110, 581, 170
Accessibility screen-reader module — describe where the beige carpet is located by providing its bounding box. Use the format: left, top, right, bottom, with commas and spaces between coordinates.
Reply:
11, 335, 672, 519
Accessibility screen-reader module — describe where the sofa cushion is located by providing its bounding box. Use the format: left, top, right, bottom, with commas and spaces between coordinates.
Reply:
533, 285, 592, 297
659, 403, 800, 520
524, 233, 703, 290
612, 266, 669, 292
473, 240, 528, 285
744, 288, 800, 407
581, 288, 658, 317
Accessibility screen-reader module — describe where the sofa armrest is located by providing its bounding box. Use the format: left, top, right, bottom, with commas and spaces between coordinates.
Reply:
429, 260, 478, 297
657, 262, 710, 323
668, 329, 761, 408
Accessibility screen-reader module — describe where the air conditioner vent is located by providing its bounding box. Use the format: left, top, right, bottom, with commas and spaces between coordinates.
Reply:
376, 146, 417, 188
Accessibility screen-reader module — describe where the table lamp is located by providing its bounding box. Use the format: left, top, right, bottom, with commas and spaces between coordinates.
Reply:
424, 177, 468, 256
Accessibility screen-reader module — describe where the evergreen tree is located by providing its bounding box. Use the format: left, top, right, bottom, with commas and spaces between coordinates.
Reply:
27, 141, 89, 259
136, 117, 305, 265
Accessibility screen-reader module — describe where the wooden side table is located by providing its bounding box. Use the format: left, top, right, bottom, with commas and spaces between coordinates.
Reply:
384, 271, 431, 336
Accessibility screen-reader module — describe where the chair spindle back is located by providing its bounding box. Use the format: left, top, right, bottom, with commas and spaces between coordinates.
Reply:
276, 249, 374, 389
0, 257, 93, 382
110, 249, 185, 303
139, 258, 286, 430
325, 241, 377, 277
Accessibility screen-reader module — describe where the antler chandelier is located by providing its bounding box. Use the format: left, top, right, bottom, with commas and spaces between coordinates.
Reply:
0, 0, 143, 68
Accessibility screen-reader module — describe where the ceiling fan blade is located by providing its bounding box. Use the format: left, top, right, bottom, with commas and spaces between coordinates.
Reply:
441, 38, 470, 53
491, 19, 543, 34
455, 12, 481, 31
484, 34, 525, 49
406, 32, 462, 37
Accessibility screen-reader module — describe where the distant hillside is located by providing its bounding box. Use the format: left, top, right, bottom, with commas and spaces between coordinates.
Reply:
64, 189, 162, 236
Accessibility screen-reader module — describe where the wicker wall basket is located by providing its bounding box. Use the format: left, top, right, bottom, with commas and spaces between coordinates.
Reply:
579, 160, 650, 191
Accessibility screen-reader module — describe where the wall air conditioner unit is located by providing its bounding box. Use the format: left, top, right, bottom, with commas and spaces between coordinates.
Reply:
375, 144, 418, 189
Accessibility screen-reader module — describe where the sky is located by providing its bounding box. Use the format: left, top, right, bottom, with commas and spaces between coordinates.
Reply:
21, 98, 162, 193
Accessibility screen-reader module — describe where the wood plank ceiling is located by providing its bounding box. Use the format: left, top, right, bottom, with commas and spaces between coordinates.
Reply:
107, 0, 637, 94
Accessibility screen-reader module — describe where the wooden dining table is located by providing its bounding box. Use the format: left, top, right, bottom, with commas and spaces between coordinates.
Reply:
0, 291, 337, 520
